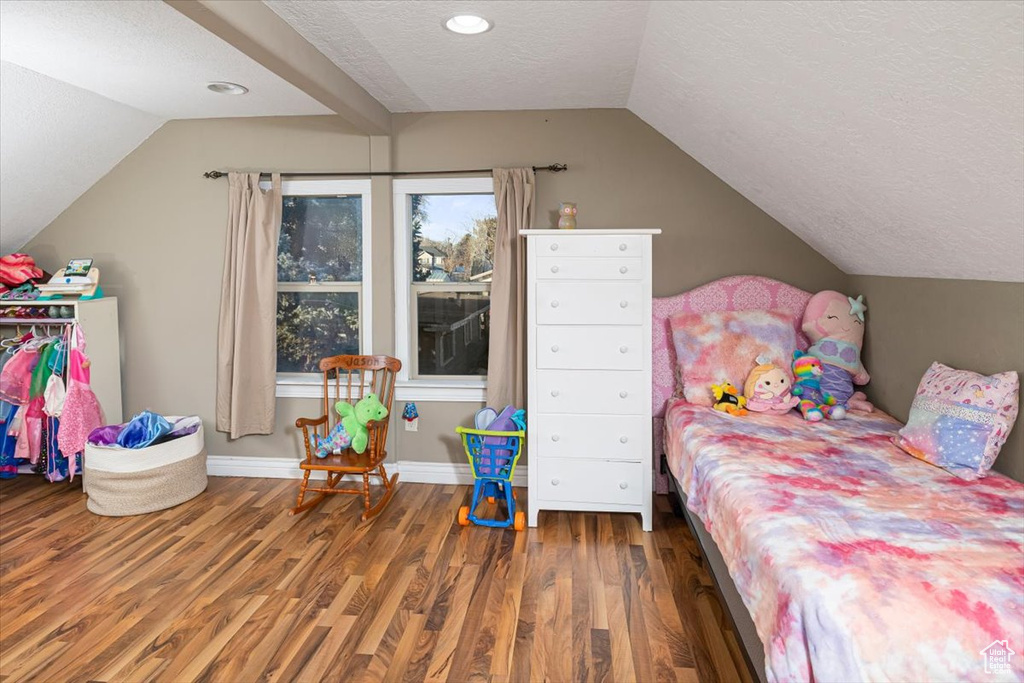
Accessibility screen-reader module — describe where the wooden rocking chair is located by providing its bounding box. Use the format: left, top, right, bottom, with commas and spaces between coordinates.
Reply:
292, 355, 401, 520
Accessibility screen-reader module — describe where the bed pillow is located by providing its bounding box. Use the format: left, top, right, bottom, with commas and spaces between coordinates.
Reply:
669, 309, 798, 406
893, 362, 1019, 480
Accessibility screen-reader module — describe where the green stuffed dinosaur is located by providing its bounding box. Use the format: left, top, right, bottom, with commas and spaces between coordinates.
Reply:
335, 393, 389, 454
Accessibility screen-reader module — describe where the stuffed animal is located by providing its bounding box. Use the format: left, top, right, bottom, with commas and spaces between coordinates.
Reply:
802, 291, 874, 413
315, 422, 352, 458
336, 393, 389, 454
743, 362, 800, 414
711, 381, 748, 416
792, 351, 844, 421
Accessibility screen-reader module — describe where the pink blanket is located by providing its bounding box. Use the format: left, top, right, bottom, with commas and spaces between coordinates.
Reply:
665, 399, 1024, 682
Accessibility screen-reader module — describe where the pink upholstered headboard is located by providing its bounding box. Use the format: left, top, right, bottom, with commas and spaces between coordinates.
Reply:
652, 275, 813, 418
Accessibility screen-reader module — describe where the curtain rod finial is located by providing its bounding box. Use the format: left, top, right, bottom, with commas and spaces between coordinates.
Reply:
203, 170, 226, 179
545, 163, 567, 173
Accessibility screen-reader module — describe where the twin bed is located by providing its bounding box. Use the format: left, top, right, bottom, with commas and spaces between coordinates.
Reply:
652, 276, 1024, 682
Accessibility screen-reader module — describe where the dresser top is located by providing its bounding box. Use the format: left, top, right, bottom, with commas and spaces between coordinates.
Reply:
519, 229, 662, 236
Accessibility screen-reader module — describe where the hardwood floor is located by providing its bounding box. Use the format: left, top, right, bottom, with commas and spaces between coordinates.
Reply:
0, 476, 751, 683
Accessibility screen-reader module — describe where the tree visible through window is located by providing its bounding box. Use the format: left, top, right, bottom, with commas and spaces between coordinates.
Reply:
276, 193, 365, 375
409, 193, 496, 377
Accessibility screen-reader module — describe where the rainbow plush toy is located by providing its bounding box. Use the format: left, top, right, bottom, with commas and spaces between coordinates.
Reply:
791, 351, 844, 421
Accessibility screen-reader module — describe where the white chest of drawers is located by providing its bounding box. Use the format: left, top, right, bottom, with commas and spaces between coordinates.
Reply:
521, 229, 660, 532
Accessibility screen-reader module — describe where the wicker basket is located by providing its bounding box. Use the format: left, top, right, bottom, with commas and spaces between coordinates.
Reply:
83, 420, 207, 516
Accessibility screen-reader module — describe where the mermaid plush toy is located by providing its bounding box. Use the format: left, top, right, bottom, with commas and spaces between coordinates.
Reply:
801, 290, 874, 415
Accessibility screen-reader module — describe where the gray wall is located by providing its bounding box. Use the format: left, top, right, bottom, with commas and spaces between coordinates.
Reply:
852, 276, 1024, 481
25, 109, 845, 464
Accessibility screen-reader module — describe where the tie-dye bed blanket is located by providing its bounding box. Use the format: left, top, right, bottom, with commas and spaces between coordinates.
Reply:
665, 399, 1024, 682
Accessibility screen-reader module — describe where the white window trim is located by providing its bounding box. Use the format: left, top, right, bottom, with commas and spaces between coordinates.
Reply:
270, 178, 373, 399
393, 177, 494, 402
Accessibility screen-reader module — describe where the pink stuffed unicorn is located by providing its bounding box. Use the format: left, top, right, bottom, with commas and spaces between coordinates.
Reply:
801, 291, 874, 414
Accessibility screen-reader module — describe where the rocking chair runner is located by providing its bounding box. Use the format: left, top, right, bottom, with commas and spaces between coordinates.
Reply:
292, 355, 401, 520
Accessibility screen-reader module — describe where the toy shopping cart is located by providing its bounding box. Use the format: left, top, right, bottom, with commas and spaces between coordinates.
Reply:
455, 423, 526, 531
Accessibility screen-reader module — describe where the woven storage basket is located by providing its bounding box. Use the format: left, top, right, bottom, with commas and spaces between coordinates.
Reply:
83, 420, 207, 516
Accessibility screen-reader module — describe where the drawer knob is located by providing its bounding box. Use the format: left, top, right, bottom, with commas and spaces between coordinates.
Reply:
551, 478, 560, 486
550, 265, 559, 273
550, 243, 559, 251
619, 391, 628, 398
619, 436, 629, 444
551, 345, 559, 353
619, 345, 628, 354
619, 481, 629, 490
619, 243, 627, 251
619, 266, 628, 274
551, 300, 559, 308
551, 434, 560, 442
619, 300, 628, 308
550, 389, 560, 397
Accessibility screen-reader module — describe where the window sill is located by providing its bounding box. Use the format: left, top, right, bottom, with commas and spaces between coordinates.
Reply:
395, 380, 486, 403
275, 378, 486, 402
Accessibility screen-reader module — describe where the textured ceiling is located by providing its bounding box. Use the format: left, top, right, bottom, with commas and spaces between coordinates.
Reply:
0, 61, 163, 253
265, 0, 650, 112
269, 0, 1023, 281
0, 0, 331, 119
627, 1, 1023, 281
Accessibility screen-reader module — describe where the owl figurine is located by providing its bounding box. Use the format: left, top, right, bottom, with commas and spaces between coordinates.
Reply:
558, 202, 577, 229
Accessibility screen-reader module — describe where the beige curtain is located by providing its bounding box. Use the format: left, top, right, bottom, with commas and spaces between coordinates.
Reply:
216, 172, 282, 438
488, 168, 535, 408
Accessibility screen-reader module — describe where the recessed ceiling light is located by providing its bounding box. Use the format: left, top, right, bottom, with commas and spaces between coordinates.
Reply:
207, 81, 249, 95
444, 14, 492, 35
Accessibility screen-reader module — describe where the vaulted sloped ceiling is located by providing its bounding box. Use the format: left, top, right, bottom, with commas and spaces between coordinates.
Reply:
627, 1, 1024, 282
268, 0, 1023, 282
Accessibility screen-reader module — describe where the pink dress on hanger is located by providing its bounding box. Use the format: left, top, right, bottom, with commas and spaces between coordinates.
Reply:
0, 344, 39, 405
57, 326, 104, 463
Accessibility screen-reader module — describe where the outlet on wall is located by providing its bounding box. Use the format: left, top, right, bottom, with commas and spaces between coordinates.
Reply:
404, 418, 418, 432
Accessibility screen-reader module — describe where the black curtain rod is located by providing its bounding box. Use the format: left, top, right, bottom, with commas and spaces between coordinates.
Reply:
202, 163, 567, 179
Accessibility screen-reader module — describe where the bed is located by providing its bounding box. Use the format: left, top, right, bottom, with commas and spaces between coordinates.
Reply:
654, 276, 1024, 683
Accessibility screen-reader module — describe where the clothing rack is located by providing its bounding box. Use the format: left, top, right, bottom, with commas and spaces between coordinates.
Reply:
202, 163, 568, 179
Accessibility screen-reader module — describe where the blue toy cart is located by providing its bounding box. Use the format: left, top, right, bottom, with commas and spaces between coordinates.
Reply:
455, 424, 526, 530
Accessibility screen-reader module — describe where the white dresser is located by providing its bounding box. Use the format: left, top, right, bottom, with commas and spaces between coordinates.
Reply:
522, 229, 660, 532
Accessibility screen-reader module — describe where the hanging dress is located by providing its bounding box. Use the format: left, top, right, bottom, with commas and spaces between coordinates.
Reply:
57, 325, 104, 470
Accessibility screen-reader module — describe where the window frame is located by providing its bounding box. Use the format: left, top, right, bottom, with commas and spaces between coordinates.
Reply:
393, 177, 495, 402
272, 179, 373, 398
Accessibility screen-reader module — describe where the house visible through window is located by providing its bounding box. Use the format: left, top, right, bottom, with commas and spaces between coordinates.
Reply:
394, 177, 496, 394
275, 180, 372, 383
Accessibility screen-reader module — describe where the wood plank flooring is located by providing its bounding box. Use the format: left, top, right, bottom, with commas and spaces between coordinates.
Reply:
0, 476, 751, 682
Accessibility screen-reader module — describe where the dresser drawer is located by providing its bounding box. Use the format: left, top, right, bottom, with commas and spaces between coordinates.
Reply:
535, 257, 642, 281
535, 235, 643, 258
536, 458, 644, 505
534, 370, 648, 415
536, 282, 643, 326
536, 326, 644, 370
532, 414, 647, 459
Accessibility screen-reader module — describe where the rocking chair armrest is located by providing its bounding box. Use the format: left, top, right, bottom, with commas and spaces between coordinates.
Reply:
364, 418, 388, 431
295, 415, 329, 429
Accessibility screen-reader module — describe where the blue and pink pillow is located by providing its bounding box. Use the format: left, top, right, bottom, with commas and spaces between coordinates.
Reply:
893, 362, 1019, 480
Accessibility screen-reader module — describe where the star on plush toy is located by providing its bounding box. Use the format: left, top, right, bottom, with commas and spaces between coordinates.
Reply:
847, 295, 867, 322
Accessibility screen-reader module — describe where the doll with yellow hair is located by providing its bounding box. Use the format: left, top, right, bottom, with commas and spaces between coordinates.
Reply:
743, 361, 800, 414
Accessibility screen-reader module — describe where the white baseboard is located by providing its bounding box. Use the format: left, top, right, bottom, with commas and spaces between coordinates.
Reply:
206, 455, 527, 487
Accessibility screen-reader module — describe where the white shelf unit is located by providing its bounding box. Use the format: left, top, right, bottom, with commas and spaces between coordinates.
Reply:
0, 297, 123, 424
522, 229, 660, 532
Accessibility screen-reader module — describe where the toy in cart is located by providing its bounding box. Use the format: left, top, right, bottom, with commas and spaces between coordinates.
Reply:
456, 405, 526, 531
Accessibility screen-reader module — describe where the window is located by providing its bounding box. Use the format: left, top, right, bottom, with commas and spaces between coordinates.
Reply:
394, 178, 496, 401
274, 180, 372, 397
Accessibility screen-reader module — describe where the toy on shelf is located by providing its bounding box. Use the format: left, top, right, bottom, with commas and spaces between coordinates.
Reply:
711, 381, 748, 416
456, 406, 526, 531
36, 260, 103, 301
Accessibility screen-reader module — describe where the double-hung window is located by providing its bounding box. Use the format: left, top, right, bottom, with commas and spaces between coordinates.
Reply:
393, 178, 496, 401
274, 179, 372, 397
